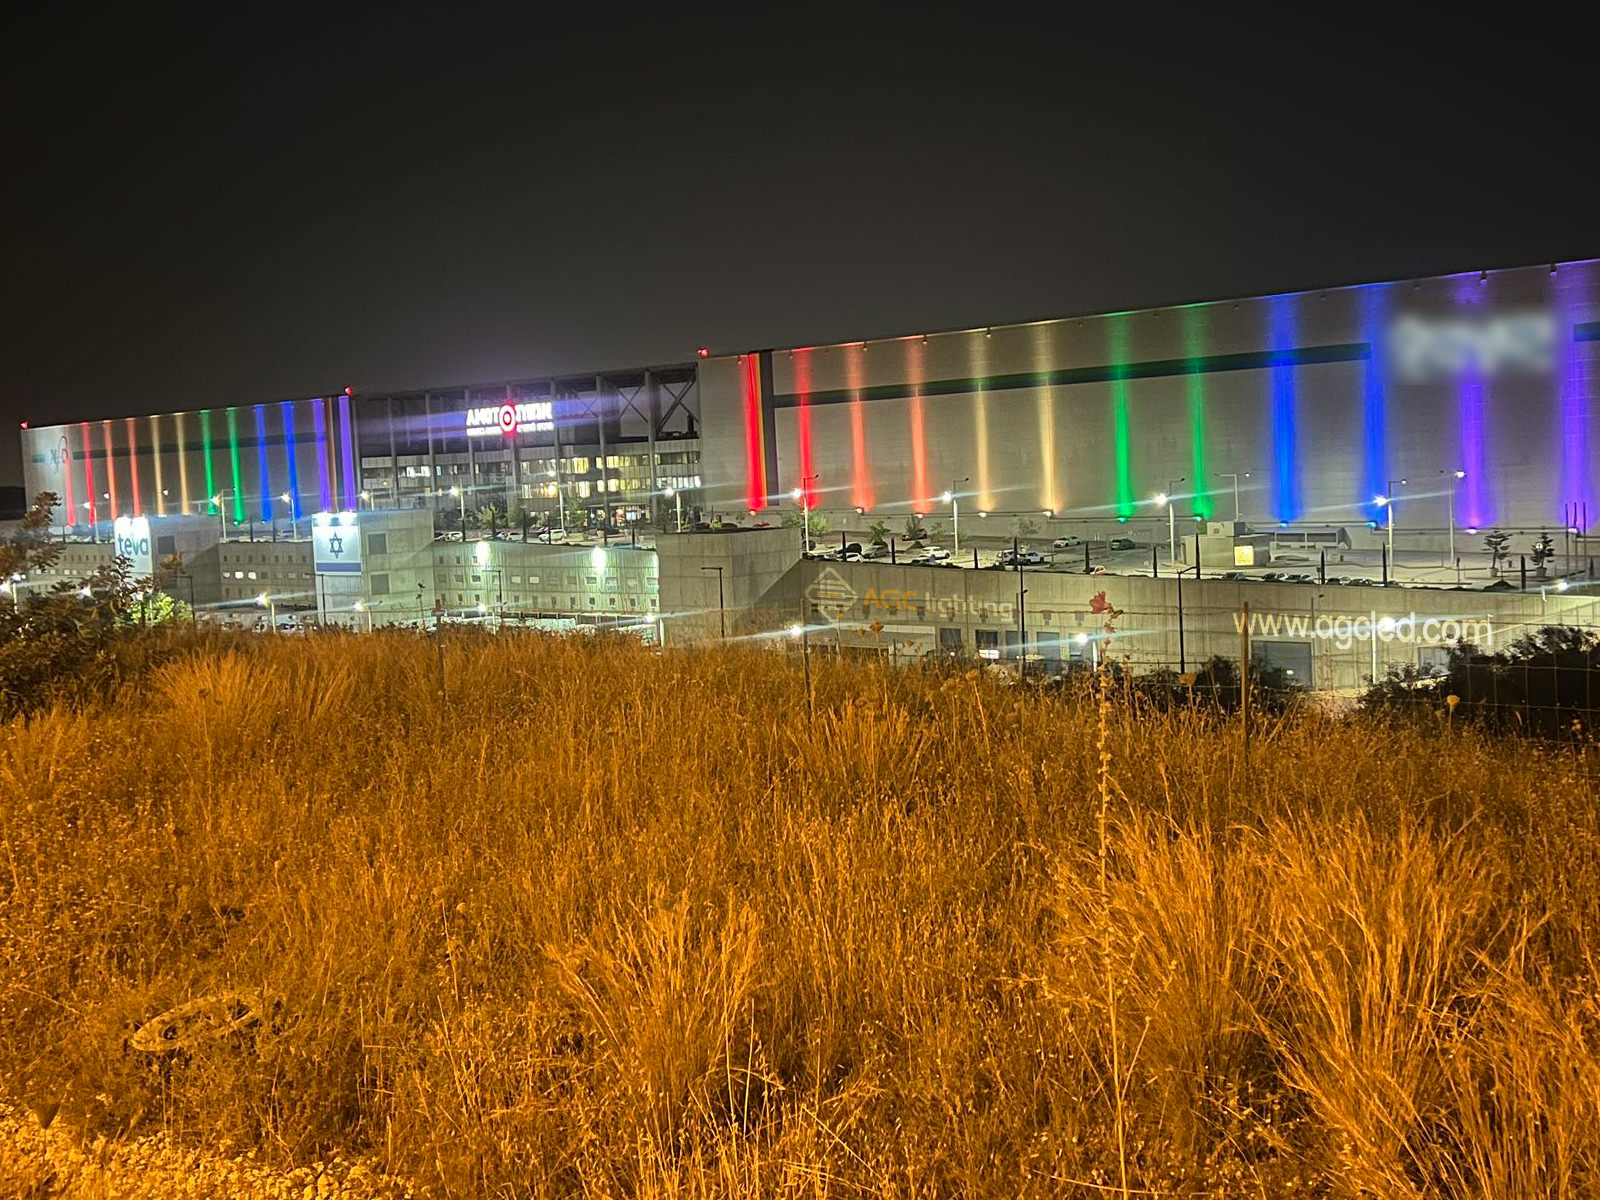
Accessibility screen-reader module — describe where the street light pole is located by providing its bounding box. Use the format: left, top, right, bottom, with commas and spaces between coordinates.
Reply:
1220, 473, 1249, 523
941, 478, 969, 553
1377, 477, 1407, 576
1443, 469, 1465, 576
792, 474, 820, 550
1158, 477, 1186, 563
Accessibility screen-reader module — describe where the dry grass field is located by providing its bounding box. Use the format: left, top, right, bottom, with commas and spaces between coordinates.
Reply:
3, 633, 1599, 1198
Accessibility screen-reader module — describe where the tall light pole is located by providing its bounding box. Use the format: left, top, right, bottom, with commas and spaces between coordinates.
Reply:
256, 591, 276, 632
1219, 473, 1249, 523
1442, 469, 1465, 574
1375, 477, 1407, 576
941, 478, 970, 553
1156, 477, 1186, 562
211, 492, 227, 542
664, 485, 683, 532
792, 474, 820, 550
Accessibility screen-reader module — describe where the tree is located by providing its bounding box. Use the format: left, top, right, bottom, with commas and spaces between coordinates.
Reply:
867, 520, 891, 547
1483, 530, 1511, 576
1530, 531, 1555, 573
903, 515, 928, 543
927, 520, 947, 545
1011, 515, 1040, 540
0, 490, 62, 582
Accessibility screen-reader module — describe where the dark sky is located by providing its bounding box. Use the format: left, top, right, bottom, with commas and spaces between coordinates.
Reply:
2, 8, 1591, 487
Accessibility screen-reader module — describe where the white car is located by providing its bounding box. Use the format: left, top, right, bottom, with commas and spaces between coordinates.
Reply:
921, 547, 952, 562
1052, 535, 1083, 549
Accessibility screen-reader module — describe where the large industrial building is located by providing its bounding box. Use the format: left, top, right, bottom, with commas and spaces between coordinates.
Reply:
698, 258, 1597, 539
11, 258, 1600, 687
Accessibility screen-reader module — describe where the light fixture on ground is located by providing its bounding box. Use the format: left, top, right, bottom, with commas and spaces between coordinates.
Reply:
256, 590, 276, 631
663, 485, 683, 532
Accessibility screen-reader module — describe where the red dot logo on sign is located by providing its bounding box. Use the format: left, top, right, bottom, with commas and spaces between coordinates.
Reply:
497, 404, 518, 435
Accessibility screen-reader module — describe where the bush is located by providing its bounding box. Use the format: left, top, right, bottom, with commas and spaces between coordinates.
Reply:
1362, 626, 1600, 736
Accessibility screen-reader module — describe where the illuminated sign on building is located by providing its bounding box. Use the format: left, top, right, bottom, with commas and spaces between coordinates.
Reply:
112, 515, 153, 577
464, 401, 555, 437
312, 511, 362, 574
1387, 310, 1556, 382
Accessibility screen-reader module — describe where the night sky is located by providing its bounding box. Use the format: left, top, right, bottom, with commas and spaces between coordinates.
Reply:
2, 10, 1591, 488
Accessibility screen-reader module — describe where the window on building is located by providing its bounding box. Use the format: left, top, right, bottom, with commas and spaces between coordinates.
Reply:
370, 573, 390, 596
367, 532, 388, 556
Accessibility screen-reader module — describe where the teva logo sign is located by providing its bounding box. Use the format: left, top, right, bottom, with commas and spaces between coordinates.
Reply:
465, 401, 555, 437
112, 515, 153, 577
312, 512, 363, 574
1387, 310, 1555, 383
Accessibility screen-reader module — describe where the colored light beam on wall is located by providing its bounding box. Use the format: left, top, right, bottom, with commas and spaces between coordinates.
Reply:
202, 410, 216, 513
1453, 276, 1491, 527
82, 422, 96, 526
61, 429, 76, 520
1269, 296, 1302, 522
281, 401, 301, 520
312, 399, 333, 511
338, 392, 358, 509
1108, 317, 1135, 518
1181, 307, 1213, 519
1360, 285, 1389, 522
848, 347, 872, 510
906, 339, 930, 513
794, 349, 817, 507
175, 412, 190, 512
254, 404, 272, 521
1560, 289, 1593, 530
741, 356, 767, 511
972, 334, 993, 511
149, 415, 165, 516
226, 408, 245, 523
102, 420, 119, 520
125, 417, 141, 517
1032, 325, 1059, 512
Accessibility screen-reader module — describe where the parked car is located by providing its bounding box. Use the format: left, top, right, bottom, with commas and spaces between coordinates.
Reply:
1052, 535, 1083, 549
921, 547, 952, 562
1108, 537, 1137, 551
1002, 550, 1046, 566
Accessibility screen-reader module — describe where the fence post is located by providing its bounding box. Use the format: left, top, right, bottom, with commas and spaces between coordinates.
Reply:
1239, 600, 1251, 757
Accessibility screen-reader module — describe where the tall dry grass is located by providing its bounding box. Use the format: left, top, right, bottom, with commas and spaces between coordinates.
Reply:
2, 633, 1599, 1197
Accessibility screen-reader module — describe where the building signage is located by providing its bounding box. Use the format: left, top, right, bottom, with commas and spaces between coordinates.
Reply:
312, 512, 363, 574
1387, 310, 1555, 382
464, 401, 554, 437
1234, 608, 1492, 650
112, 515, 154, 577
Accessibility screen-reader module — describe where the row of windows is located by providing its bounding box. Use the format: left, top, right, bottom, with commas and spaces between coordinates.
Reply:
443, 593, 659, 610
